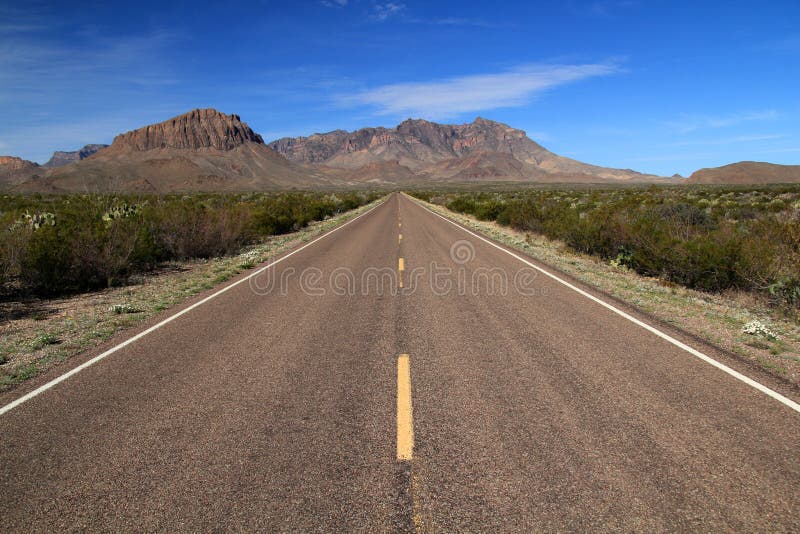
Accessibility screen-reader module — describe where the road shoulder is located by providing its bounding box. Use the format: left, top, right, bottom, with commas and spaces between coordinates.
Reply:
405, 193, 800, 400
0, 196, 387, 398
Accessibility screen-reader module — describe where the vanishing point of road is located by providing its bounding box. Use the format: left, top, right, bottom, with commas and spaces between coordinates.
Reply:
1, 193, 798, 531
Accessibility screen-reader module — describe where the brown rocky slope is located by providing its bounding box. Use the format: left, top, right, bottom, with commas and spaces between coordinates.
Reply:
687, 161, 800, 184
270, 117, 667, 183
43, 144, 109, 168
13, 109, 337, 193
0, 156, 40, 186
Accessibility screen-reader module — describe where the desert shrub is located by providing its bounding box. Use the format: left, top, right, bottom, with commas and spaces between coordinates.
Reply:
0, 191, 379, 297
415, 185, 800, 309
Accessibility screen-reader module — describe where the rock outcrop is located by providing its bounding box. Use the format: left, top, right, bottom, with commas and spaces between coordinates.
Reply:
0, 156, 38, 172
10, 109, 336, 193
270, 117, 665, 182
44, 144, 109, 167
0, 156, 40, 186
111, 108, 264, 151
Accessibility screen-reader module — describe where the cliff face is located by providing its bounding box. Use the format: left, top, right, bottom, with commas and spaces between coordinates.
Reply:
269, 117, 663, 182
111, 109, 265, 151
0, 156, 38, 172
44, 144, 109, 167
9, 109, 334, 193
0, 156, 39, 185
269, 117, 546, 169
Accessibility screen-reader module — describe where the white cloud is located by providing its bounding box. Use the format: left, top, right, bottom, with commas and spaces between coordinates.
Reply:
321, 0, 348, 7
339, 63, 620, 119
662, 134, 787, 147
569, 0, 640, 18
754, 147, 800, 155
371, 2, 405, 21
666, 110, 779, 133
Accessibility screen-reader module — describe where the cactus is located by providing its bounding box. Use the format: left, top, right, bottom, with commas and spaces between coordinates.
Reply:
102, 202, 142, 224
14, 211, 56, 231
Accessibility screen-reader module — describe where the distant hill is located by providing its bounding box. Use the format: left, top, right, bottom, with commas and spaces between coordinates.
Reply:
43, 144, 109, 168
687, 161, 800, 184
0, 156, 39, 187
12, 109, 337, 193
8, 110, 742, 193
270, 117, 667, 184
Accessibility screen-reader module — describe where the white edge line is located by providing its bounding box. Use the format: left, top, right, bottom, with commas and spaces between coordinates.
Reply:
0, 198, 388, 417
407, 194, 800, 414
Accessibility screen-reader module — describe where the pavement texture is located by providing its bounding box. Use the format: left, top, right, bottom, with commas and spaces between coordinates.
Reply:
1, 192, 798, 531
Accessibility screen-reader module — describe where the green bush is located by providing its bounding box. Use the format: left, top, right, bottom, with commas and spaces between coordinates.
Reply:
0, 191, 379, 297
413, 186, 800, 309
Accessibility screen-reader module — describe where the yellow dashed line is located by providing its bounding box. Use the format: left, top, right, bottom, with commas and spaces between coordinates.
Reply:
398, 257, 405, 271
397, 354, 414, 461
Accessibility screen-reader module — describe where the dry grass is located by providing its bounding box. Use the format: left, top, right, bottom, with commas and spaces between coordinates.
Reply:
415, 196, 800, 387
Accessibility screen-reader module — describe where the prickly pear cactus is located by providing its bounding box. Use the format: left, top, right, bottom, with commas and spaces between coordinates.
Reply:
102, 202, 142, 224
17, 211, 56, 230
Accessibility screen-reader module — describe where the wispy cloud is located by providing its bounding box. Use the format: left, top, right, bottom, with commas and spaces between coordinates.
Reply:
339, 62, 620, 119
320, 0, 348, 7
371, 2, 405, 21
662, 134, 787, 147
568, 0, 640, 18
0, 23, 47, 33
755, 35, 800, 54
665, 110, 779, 133
753, 147, 800, 155
0, 27, 184, 161
627, 152, 719, 163
403, 17, 506, 28
0, 30, 182, 101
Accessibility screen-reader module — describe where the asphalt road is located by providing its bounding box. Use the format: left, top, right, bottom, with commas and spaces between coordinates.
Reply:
1, 193, 798, 531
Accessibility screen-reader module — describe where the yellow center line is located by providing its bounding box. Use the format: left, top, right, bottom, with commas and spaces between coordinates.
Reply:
398, 233, 403, 243
397, 354, 414, 461
398, 256, 404, 288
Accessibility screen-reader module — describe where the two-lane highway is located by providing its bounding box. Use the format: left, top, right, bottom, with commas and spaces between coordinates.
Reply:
1, 193, 798, 531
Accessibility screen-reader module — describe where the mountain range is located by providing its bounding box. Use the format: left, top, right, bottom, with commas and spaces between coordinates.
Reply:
1, 108, 798, 192
269, 117, 663, 183
43, 144, 109, 168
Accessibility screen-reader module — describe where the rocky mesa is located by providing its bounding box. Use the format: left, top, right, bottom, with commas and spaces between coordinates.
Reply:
111, 108, 264, 152
12, 109, 334, 193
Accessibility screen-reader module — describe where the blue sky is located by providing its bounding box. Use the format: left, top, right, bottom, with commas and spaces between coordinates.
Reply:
1, 0, 798, 176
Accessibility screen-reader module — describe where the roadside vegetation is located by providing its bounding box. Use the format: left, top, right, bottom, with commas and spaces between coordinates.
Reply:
0, 192, 382, 390
411, 186, 800, 311
410, 188, 800, 387
0, 191, 380, 297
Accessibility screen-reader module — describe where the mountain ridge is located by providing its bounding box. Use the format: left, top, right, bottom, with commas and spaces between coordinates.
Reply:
44, 144, 109, 168
10, 109, 334, 193
10, 108, 797, 192
687, 161, 800, 184
269, 117, 666, 182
